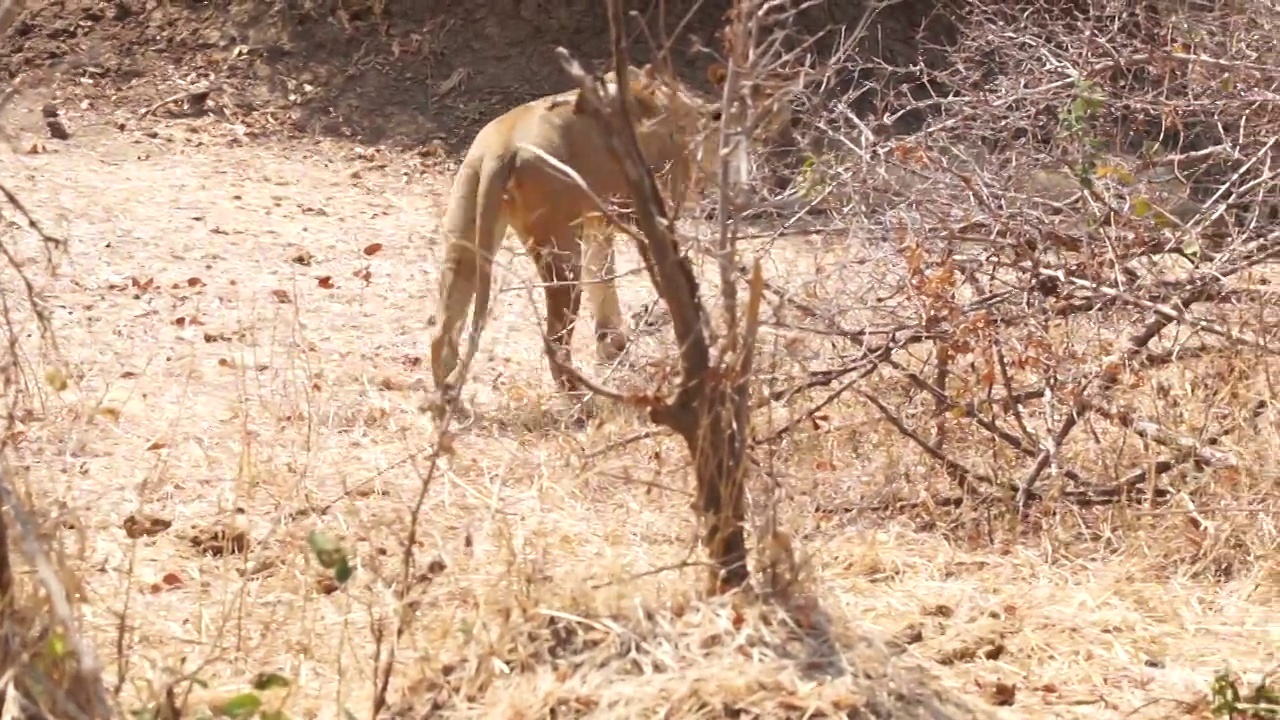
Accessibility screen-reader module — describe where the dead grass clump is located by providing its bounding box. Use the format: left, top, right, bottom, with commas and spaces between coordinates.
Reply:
391, 592, 997, 720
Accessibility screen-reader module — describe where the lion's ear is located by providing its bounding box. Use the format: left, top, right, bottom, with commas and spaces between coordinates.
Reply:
707, 62, 728, 87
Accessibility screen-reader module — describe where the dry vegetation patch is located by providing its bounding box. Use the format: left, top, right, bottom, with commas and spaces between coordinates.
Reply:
2, 0, 1279, 718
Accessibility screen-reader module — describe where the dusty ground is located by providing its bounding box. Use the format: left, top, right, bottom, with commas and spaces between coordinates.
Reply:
0, 3, 1277, 720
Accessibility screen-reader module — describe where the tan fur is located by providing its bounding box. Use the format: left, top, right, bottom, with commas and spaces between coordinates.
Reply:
428, 64, 718, 412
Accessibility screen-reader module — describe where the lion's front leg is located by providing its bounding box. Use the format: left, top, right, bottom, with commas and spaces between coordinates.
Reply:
579, 216, 629, 363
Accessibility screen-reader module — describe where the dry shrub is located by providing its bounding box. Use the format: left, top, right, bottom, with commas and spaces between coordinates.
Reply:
752, 0, 1279, 574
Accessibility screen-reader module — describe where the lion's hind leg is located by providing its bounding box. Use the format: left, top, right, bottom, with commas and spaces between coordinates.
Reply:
530, 233, 586, 396
429, 235, 479, 412
429, 216, 509, 417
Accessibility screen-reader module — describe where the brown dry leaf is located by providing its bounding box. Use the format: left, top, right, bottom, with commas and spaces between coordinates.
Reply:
363, 242, 384, 256
893, 622, 926, 646
145, 438, 168, 451
980, 680, 1017, 706
290, 249, 315, 266
186, 277, 206, 288
376, 375, 405, 391
271, 289, 293, 304
188, 525, 251, 557
924, 603, 955, 618
148, 572, 185, 593
44, 367, 69, 391
95, 406, 122, 422
123, 513, 173, 539
26, 141, 46, 154
318, 275, 335, 289
418, 139, 447, 159
354, 267, 372, 284
349, 484, 385, 499
173, 315, 203, 327
315, 576, 342, 595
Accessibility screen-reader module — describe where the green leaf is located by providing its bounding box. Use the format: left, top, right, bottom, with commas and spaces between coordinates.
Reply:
47, 630, 69, 659
215, 692, 262, 719
259, 711, 290, 720
252, 673, 291, 691
1095, 164, 1135, 184
1133, 197, 1153, 218
307, 531, 345, 570
334, 556, 354, 585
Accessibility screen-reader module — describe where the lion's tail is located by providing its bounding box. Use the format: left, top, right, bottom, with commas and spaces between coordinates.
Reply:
457, 150, 517, 380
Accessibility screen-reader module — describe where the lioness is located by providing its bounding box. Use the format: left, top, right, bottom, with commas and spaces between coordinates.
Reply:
427, 63, 721, 416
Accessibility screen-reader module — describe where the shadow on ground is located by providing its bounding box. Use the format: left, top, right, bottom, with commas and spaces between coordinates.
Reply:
0, 0, 735, 156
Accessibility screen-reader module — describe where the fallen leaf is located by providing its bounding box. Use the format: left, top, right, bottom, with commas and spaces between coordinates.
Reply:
44, 368, 69, 392
924, 603, 955, 618
315, 576, 342, 595
145, 439, 168, 451
95, 406, 121, 422
46, 117, 70, 140
188, 525, 251, 557
353, 267, 372, 284
376, 375, 406, 391
362, 242, 384, 256
123, 513, 173, 538
318, 275, 335, 289
271, 289, 292, 304
893, 622, 926, 646
980, 680, 1016, 706
290, 249, 316, 266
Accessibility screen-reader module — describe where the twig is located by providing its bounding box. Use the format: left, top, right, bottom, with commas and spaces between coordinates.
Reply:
858, 389, 1000, 497
138, 85, 219, 119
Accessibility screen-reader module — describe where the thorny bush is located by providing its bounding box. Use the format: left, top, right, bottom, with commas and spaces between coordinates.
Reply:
747, 0, 1279, 577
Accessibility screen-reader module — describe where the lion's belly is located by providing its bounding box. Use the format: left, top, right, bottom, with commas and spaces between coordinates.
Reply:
504, 171, 597, 241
